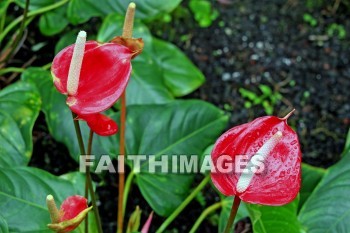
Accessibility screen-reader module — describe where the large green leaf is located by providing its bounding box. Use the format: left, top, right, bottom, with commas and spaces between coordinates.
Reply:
0, 111, 26, 167
119, 101, 228, 216
39, 4, 68, 36
0, 81, 41, 166
0, 167, 92, 232
151, 38, 205, 96
299, 163, 325, 210
67, 0, 182, 24
98, 15, 205, 105
247, 196, 301, 233
298, 150, 350, 233
126, 55, 174, 105
219, 197, 249, 232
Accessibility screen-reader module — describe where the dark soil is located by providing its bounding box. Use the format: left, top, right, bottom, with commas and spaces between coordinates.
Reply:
154, 0, 350, 169
22, 0, 350, 232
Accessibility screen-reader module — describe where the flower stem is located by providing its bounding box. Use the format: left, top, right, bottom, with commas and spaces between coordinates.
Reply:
117, 3, 136, 233
84, 130, 94, 233
71, 113, 103, 233
189, 202, 223, 233
223, 196, 241, 233
156, 175, 211, 233
123, 171, 135, 214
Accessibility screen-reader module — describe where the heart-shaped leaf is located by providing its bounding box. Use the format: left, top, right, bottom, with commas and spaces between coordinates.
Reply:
298, 148, 350, 232
0, 81, 40, 166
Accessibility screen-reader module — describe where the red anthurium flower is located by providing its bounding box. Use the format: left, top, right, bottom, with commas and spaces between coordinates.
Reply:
47, 195, 92, 233
51, 31, 134, 136
52, 40, 133, 115
211, 111, 301, 205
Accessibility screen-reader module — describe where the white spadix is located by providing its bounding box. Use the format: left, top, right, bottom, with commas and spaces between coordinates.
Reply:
236, 131, 283, 193
67, 31, 86, 95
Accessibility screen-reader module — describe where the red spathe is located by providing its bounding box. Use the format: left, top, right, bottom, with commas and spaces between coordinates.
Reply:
211, 116, 301, 206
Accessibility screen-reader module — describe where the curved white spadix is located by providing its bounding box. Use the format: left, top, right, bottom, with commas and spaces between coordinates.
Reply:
236, 131, 283, 193
67, 31, 86, 95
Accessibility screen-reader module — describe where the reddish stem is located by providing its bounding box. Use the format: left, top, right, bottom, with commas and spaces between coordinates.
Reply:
223, 196, 241, 233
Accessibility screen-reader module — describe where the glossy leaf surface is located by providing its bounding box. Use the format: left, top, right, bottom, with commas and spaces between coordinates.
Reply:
211, 116, 301, 205
299, 163, 325, 209
121, 101, 228, 216
298, 148, 350, 232
98, 15, 205, 104
0, 81, 40, 167
67, 0, 182, 24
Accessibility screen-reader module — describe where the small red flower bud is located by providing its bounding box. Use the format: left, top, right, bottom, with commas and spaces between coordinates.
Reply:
47, 195, 91, 233
60, 195, 88, 223
78, 113, 118, 136
211, 112, 301, 206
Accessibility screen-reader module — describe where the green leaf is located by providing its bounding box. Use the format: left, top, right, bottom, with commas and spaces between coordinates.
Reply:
259, 84, 272, 96
14, 0, 55, 10
126, 55, 175, 105
122, 101, 228, 216
97, 14, 152, 44
0, 111, 26, 167
67, 0, 182, 24
219, 197, 249, 232
0, 81, 41, 166
247, 196, 301, 233
239, 88, 258, 101
0, 214, 9, 233
298, 149, 350, 232
189, 0, 218, 28
55, 29, 80, 54
39, 4, 68, 36
151, 38, 205, 97
0, 167, 87, 232
98, 15, 205, 103
299, 163, 325, 210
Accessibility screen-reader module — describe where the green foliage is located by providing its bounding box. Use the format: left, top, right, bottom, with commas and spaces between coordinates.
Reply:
123, 101, 228, 216
247, 197, 302, 233
0, 81, 40, 167
239, 84, 282, 115
299, 147, 350, 232
327, 23, 346, 40
299, 163, 325, 209
0, 167, 97, 232
189, 0, 219, 28
303, 13, 317, 27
